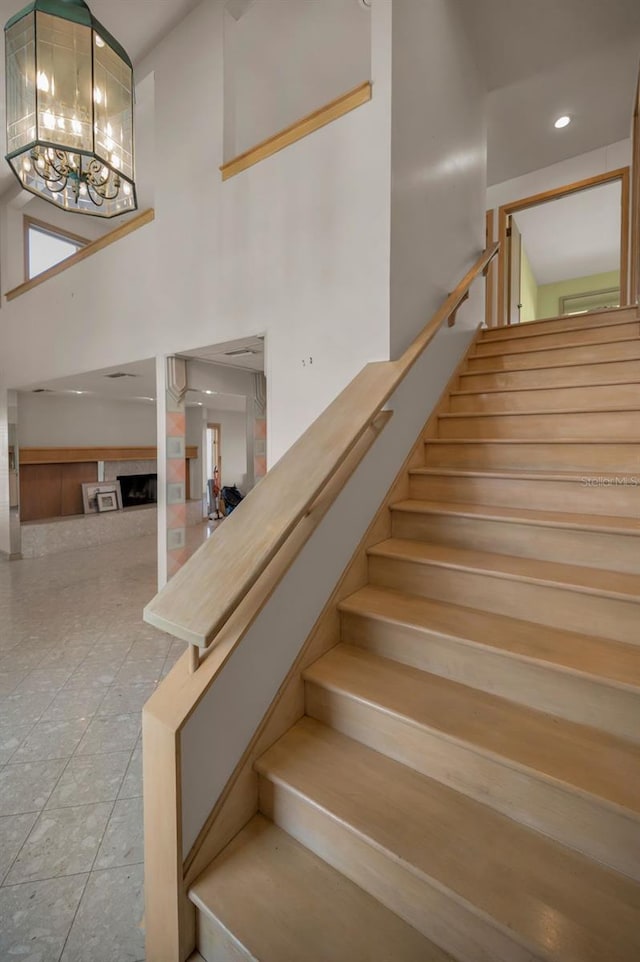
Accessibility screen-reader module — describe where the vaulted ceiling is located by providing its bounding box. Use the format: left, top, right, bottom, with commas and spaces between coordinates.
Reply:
460, 0, 640, 184
0, 1, 638, 196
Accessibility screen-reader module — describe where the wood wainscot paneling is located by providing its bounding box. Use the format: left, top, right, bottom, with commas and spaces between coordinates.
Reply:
20, 462, 98, 522
61, 463, 99, 517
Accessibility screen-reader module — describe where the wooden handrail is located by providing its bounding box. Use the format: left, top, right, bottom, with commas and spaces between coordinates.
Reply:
5, 208, 155, 302
143, 242, 498, 655
220, 82, 372, 181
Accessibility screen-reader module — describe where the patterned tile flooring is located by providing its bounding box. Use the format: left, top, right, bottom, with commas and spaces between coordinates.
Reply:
0, 523, 216, 962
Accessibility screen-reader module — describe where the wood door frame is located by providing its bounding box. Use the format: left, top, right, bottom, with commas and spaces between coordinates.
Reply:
207, 422, 222, 481
497, 166, 631, 327
631, 69, 640, 305
485, 209, 496, 327
507, 214, 522, 326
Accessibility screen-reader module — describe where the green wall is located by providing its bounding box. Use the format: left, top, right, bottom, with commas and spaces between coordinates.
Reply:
537, 270, 620, 320
519, 245, 539, 323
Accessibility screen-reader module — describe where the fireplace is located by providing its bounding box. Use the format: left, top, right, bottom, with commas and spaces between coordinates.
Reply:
117, 473, 157, 508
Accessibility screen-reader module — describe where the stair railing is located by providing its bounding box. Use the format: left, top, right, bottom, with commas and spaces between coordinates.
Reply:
143, 241, 499, 670
142, 241, 498, 962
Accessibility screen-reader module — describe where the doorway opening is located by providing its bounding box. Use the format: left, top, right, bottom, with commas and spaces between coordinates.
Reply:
497, 167, 630, 326
206, 422, 222, 518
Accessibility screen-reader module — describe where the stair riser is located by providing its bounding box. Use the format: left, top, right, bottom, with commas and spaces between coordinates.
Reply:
305, 683, 640, 880
409, 474, 640, 517
341, 610, 640, 742
467, 339, 640, 372
450, 382, 640, 413
458, 358, 640, 391
424, 440, 640, 472
197, 914, 252, 962
391, 511, 640, 574
259, 777, 537, 962
368, 555, 640, 644
477, 322, 638, 355
438, 410, 640, 440
481, 309, 639, 339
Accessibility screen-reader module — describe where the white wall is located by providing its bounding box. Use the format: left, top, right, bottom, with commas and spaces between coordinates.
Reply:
17, 393, 157, 447
389, 0, 487, 356
487, 138, 631, 211
224, 0, 371, 159
0, 0, 393, 467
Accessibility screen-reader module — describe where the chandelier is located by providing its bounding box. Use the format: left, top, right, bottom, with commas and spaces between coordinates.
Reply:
5, 0, 136, 217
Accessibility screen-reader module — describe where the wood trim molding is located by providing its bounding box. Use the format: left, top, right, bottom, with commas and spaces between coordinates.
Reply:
485, 209, 496, 327
496, 168, 630, 327
20, 445, 198, 464
6, 208, 155, 302
220, 81, 372, 181
620, 166, 630, 305
631, 70, 640, 305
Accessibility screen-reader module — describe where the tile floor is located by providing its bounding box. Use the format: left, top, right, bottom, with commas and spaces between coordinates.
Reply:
0, 524, 216, 962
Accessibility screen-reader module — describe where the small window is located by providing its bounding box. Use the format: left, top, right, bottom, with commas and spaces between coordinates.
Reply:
24, 216, 88, 281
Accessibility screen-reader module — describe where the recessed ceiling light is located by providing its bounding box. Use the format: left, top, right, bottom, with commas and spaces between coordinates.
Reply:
554, 115, 571, 129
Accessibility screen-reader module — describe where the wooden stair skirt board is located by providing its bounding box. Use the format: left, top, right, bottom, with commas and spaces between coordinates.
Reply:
189, 306, 640, 962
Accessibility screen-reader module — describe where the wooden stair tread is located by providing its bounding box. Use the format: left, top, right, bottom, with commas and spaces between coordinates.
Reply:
257, 719, 640, 962
391, 499, 640, 535
462, 356, 640, 376
190, 815, 451, 962
480, 316, 639, 344
439, 405, 640, 419
303, 644, 640, 814
480, 307, 637, 335
470, 334, 640, 361
339, 585, 640, 689
410, 465, 640, 482
368, 538, 640, 602
424, 437, 640, 444
451, 378, 640, 398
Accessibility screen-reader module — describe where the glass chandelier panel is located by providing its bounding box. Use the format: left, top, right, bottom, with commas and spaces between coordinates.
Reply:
5, 0, 137, 218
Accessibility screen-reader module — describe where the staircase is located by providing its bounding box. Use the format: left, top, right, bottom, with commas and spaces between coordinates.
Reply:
189, 306, 640, 962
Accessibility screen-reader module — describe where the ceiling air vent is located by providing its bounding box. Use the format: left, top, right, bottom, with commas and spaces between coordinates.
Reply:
224, 349, 257, 357
32, 388, 52, 393
104, 372, 139, 379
